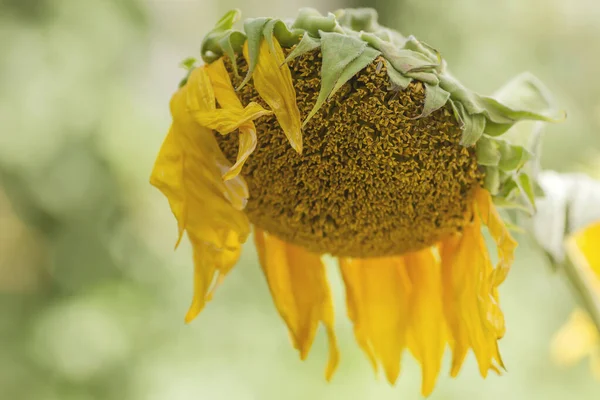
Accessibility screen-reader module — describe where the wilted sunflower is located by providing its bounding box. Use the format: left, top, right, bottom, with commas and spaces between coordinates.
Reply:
150, 8, 562, 395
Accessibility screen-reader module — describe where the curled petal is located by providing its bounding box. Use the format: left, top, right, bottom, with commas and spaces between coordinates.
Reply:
184, 61, 270, 181
475, 187, 518, 287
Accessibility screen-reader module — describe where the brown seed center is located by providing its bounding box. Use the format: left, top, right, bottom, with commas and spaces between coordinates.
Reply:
216, 51, 482, 258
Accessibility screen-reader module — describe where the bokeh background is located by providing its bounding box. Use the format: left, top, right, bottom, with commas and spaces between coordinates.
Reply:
1, 0, 599, 399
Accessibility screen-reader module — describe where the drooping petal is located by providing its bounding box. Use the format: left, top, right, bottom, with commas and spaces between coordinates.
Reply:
150, 79, 250, 323
205, 59, 268, 180
244, 38, 303, 153
338, 257, 411, 385
403, 247, 446, 397
186, 230, 243, 322
440, 210, 505, 378
254, 229, 339, 380
474, 187, 518, 287
185, 61, 270, 180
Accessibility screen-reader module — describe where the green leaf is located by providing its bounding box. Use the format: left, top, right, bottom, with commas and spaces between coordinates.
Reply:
403, 35, 441, 66
359, 32, 436, 75
292, 8, 341, 36
385, 61, 412, 89
180, 57, 197, 70
440, 72, 565, 140
497, 140, 531, 171
218, 31, 246, 77
416, 83, 450, 119
454, 101, 486, 146
483, 166, 501, 195
439, 74, 485, 115
303, 31, 368, 125
481, 96, 565, 127
516, 172, 536, 213
263, 19, 302, 53
475, 136, 501, 166
405, 70, 439, 86
201, 9, 242, 63
498, 176, 519, 199
238, 18, 270, 90
283, 32, 321, 65
330, 47, 380, 96
493, 72, 557, 115
335, 8, 381, 32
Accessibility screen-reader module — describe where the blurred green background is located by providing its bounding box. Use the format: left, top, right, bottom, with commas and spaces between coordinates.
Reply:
1, 0, 599, 399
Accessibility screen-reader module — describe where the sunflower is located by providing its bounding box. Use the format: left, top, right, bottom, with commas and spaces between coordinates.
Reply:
551, 222, 600, 378
532, 172, 600, 378
150, 8, 562, 395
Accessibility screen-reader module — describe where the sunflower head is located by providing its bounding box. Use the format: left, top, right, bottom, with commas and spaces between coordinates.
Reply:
151, 7, 564, 396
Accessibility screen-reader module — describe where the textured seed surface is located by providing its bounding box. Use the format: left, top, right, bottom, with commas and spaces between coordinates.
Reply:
216, 51, 482, 258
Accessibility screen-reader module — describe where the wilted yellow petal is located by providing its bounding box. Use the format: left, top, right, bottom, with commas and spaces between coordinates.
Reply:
440, 211, 505, 378
404, 247, 446, 397
188, 65, 271, 136
254, 229, 339, 380
338, 257, 411, 385
244, 39, 303, 153
206, 58, 245, 107
150, 81, 250, 324
475, 187, 517, 287
204, 59, 270, 180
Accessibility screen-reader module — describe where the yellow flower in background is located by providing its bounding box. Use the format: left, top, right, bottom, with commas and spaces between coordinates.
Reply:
551, 222, 600, 378
150, 8, 562, 396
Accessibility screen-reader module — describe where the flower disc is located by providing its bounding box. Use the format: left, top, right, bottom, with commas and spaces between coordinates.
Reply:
216, 51, 482, 257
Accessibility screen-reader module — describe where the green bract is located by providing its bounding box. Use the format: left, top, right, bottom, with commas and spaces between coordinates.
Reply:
194, 7, 565, 215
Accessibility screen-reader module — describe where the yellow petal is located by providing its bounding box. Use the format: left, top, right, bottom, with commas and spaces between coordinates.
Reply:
205, 59, 271, 180
555, 210, 600, 379
243, 39, 303, 154
193, 101, 270, 135
404, 247, 446, 397
338, 257, 411, 385
551, 309, 599, 367
440, 211, 505, 378
254, 229, 339, 380
223, 125, 257, 181
170, 77, 250, 209
569, 221, 600, 278
188, 63, 270, 135
438, 235, 469, 376
474, 187, 518, 287
150, 81, 250, 324
206, 58, 246, 108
